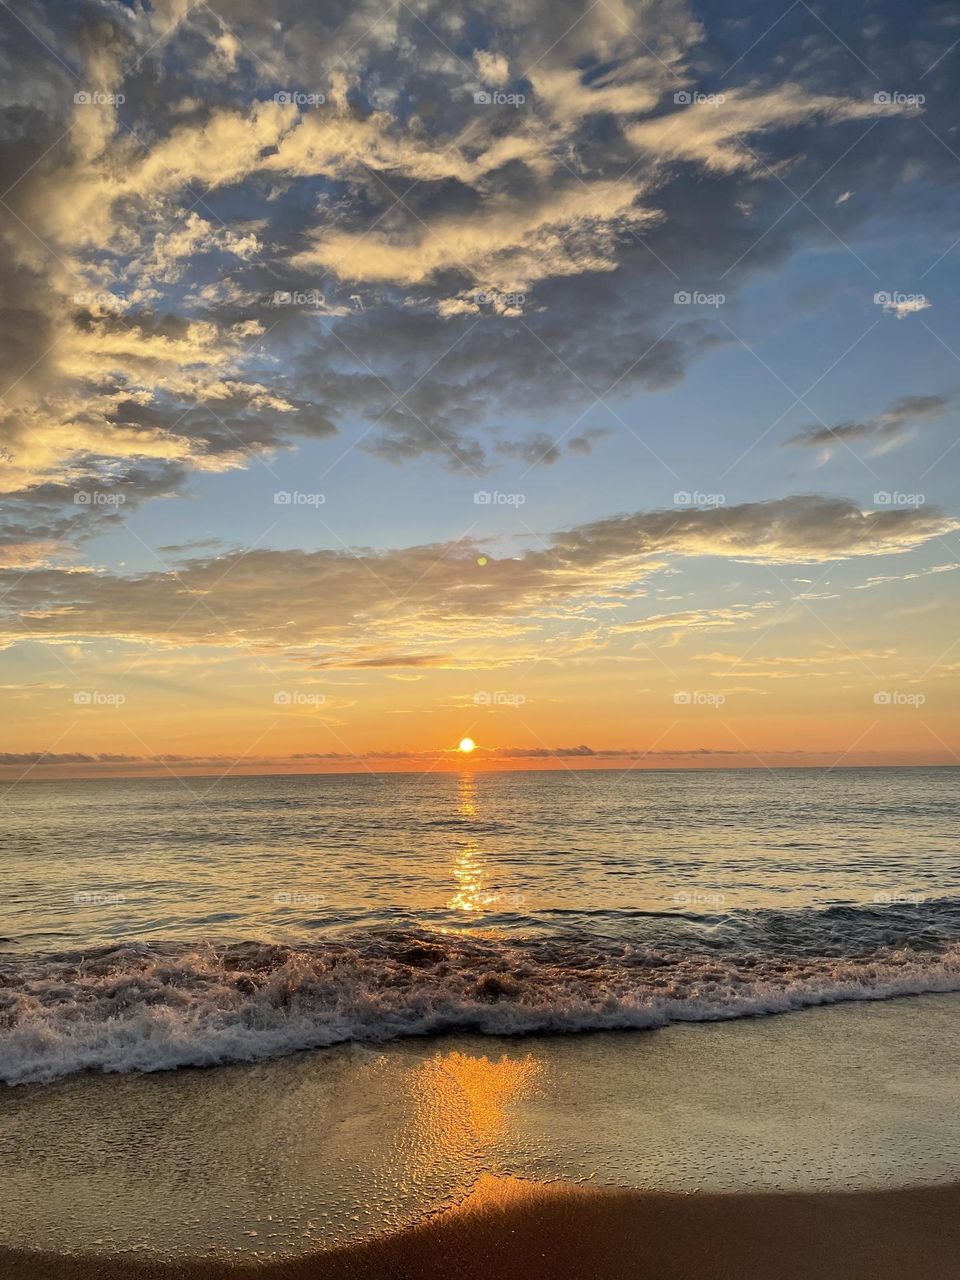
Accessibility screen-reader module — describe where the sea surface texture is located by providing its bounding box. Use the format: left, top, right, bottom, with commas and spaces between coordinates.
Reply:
2, 767, 958, 1085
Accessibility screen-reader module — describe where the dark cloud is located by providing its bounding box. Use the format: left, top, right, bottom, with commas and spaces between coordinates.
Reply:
785, 393, 951, 456
0, 0, 958, 546
496, 426, 615, 466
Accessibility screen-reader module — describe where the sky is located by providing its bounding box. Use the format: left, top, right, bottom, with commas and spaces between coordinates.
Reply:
1, 0, 959, 779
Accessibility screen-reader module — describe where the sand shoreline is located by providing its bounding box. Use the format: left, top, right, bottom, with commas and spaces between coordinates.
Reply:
4, 1176, 960, 1280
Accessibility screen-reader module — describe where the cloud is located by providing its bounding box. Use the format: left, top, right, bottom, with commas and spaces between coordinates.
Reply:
1, 496, 955, 657
290, 181, 658, 292
624, 84, 910, 175
494, 429, 611, 466
0, 0, 955, 521
614, 602, 776, 635
13, 736, 946, 783
881, 295, 931, 319
784, 393, 950, 462
0, 744, 831, 771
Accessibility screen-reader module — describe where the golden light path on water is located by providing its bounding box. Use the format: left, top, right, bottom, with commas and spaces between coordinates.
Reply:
449, 773, 490, 914
417, 772, 543, 1177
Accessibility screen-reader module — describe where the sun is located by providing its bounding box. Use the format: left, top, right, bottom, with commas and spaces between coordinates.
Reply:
458, 737, 477, 754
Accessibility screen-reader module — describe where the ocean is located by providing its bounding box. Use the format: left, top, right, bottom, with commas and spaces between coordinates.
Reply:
2, 766, 959, 1088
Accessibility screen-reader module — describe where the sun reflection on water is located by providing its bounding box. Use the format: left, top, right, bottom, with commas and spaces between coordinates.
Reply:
448, 773, 488, 914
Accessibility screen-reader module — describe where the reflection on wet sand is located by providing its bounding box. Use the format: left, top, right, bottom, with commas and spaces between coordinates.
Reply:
409, 1049, 543, 1162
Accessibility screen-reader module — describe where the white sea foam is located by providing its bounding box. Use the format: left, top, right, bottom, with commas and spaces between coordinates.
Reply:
2, 932, 960, 1086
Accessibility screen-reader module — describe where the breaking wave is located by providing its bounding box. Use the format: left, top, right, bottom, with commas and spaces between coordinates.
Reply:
3, 900, 960, 1086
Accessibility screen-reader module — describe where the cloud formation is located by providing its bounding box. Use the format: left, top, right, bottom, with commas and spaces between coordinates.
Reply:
784, 394, 951, 462
2, 496, 954, 660
0, 0, 950, 537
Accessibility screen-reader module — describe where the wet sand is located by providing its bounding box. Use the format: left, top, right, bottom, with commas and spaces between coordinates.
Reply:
5, 995, 960, 1260
4, 1175, 960, 1280
3, 996, 960, 1275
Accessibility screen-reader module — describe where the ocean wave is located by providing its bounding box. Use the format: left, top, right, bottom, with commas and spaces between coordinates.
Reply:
2, 903, 960, 1086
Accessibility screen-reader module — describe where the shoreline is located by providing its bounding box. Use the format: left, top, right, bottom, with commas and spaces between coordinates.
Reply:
5, 997, 960, 1259
4, 1176, 960, 1280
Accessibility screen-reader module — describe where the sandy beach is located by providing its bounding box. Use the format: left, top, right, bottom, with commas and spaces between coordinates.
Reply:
4, 1175, 960, 1280
3, 995, 960, 1270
